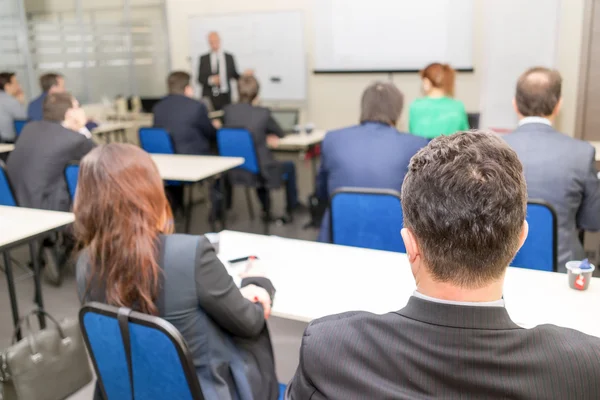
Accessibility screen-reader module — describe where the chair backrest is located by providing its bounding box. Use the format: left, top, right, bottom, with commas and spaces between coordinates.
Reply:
79, 302, 204, 400
511, 200, 558, 272
217, 128, 259, 174
0, 161, 17, 206
64, 163, 79, 200
13, 119, 28, 137
330, 188, 405, 253
139, 127, 175, 154
467, 112, 480, 129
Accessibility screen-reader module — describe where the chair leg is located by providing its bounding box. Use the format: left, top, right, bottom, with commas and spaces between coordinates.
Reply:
245, 187, 255, 220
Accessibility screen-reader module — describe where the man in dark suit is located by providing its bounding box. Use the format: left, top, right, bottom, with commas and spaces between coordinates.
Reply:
198, 31, 251, 111
316, 81, 428, 242
503, 67, 600, 272
287, 132, 600, 399
224, 75, 300, 221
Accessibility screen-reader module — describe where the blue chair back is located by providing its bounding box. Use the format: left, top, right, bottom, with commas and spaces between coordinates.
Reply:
330, 188, 405, 253
0, 162, 17, 206
512, 200, 558, 272
139, 127, 175, 155
217, 128, 259, 174
13, 119, 28, 137
79, 302, 204, 400
64, 163, 79, 200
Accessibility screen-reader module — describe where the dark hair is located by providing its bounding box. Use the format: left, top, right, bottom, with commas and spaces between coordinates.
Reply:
0, 72, 15, 91
360, 82, 404, 125
421, 63, 456, 96
74, 144, 174, 315
515, 67, 562, 117
43, 92, 75, 122
40, 73, 62, 92
167, 71, 191, 95
401, 131, 527, 288
238, 75, 259, 103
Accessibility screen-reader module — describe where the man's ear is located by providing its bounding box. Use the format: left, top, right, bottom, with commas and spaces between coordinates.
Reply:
517, 220, 529, 251
512, 98, 521, 118
401, 228, 420, 263
553, 97, 563, 117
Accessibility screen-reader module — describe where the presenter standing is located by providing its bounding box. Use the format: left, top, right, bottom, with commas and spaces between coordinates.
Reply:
198, 31, 251, 111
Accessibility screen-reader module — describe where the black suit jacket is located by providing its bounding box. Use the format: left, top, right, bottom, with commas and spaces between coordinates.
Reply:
223, 103, 285, 188
152, 94, 216, 155
288, 296, 600, 399
6, 120, 95, 211
198, 52, 240, 98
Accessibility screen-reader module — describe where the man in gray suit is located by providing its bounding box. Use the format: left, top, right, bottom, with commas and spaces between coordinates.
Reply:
287, 132, 600, 399
503, 67, 600, 271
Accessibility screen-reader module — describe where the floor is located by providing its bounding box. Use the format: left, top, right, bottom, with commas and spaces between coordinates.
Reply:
0, 152, 316, 399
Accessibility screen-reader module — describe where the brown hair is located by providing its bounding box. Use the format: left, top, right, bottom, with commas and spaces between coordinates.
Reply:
401, 131, 527, 288
238, 75, 259, 103
515, 67, 562, 117
74, 144, 174, 315
0, 72, 15, 91
421, 63, 456, 97
40, 73, 62, 92
43, 92, 75, 122
360, 81, 404, 125
167, 71, 191, 95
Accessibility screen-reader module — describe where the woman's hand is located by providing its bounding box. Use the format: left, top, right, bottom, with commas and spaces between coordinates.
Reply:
240, 284, 272, 319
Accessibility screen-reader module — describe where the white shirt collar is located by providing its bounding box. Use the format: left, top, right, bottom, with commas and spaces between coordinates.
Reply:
518, 116, 552, 127
413, 291, 505, 307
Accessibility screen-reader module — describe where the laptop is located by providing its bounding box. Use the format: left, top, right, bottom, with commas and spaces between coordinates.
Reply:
271, 109, 300, 134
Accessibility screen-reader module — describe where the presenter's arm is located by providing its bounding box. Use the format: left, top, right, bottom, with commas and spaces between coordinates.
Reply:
198, 55, 211, 87
229, 53, 240, 80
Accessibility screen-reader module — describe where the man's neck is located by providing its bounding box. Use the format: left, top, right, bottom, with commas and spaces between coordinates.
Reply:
416, 278, 504, 303
518, 114, 554, 124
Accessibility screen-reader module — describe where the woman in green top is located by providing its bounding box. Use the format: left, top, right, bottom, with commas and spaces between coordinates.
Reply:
409, 63, 469, 139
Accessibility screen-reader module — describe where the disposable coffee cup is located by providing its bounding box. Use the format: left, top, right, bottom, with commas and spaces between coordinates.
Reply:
205, 232, 220, 254
566, 260, 595, 291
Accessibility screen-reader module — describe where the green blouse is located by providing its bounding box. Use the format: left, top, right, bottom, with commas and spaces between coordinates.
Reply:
409, 96, 469, 139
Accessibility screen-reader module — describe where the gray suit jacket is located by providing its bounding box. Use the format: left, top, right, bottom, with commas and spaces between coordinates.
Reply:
503, 123, 600, 271
6, 120, 95, 211
287, 296, 600, 399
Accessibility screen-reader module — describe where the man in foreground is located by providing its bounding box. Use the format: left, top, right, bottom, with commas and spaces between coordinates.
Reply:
287, 131, 600, 399
503, 67, 600, 271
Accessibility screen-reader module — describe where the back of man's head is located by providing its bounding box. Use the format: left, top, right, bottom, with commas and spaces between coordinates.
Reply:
167, 71, 191, 95
43, 92, 74, 122
360, 82, 404, 126
0, 72, 15, 91
238, 75, 260, 104
40, 73, 63, 93
515, 67, 562, 117
401, 131, 527, 288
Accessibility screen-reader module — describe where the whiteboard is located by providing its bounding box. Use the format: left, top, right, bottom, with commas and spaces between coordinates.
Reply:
188, 11, 307, 101
313, 0, 474, 71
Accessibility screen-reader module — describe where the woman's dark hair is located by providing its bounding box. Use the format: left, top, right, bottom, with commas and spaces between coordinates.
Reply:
74, 144, 174, 315
421, 63, 456, 97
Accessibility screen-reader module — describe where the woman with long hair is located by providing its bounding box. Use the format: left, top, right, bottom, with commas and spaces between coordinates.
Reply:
409, 63, 469, 139
75, 143, 279, 400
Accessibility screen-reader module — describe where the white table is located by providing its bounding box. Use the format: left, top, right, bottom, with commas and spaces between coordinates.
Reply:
150, 155, 244, 233
218, 230, 600, 338
0, 143, 15, 153
92, 122, 134, 143
0, 206, 75, 337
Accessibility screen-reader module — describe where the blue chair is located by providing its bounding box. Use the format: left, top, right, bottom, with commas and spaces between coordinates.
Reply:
13, 119, 28, 137
138, 127, 175, 155
511, 200, 558, 272
79, 302, 205, 400
330, 188, 405, 253
0, 161, 17, 206
64, 163, 79, 201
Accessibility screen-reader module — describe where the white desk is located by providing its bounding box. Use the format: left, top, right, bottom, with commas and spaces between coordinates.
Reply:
0, 143, 15, 153
271, 130, 327, 151
150, 154, 244, 182
218, 230, 600, 338
0, 206, 75, 337
92, 122, 134, 143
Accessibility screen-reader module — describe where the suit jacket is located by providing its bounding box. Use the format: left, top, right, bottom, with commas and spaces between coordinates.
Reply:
287, 296, 600, 399
223, 103, 285, 188
77, 234, 279, 400
198, 52, 240, 98
6, 120, 95, 211
27, 92, 47, 121
316, 122, 428, 242
153, 94, 216, 155
503, 123, 600, 271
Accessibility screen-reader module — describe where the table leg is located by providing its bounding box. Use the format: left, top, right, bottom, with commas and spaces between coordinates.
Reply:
220, 173, 227, 230
28, 241, 46, 329
184, 184, 193, 234
3, 251, 21, 340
